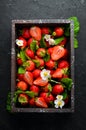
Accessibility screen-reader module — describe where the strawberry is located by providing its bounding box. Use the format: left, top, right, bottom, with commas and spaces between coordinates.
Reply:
40, 92, 54, 104
52, 68, 63, 79
41, 27, 50, 34
21, 28, 30, 39
41, 83, 52, 93
18, 93, 29, 105
48, 47, 53, 55
23, 71, 33, 85
33, 77, 48, 87
17, 81, 28, 91
30, 26, 41, 41
36, 48, 46, 58
32, 69, 41, 79
27, 38, 33, 46
59, 37, 67, 46
18, 36, 27, 49
45, 59, 55, 69
23, 60, 35, 71
62, 49, 69, 59
17, 58, 23, 65
29, 98, 35, 106
17, 74, 24, 81
52, 84, 64, 95
35, 56, 44, 67
51, 45, 65, 61
30, 85, 39, 96
35, 97, 48, 108
25, 48, 35, 59
53, 27, 64, 37
58, 60, 69, 69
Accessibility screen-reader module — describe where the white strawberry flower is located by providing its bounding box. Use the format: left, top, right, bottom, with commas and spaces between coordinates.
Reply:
44, 34, 51, 41
48, 38, 55, 45
40, 69, 51, 81
54, 95, 65, 109
16, 39, 23, 46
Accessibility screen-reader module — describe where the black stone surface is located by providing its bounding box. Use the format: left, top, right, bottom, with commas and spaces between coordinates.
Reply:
0, 0, 86, 130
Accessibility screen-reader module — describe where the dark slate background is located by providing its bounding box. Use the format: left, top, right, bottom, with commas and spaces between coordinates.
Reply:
0, 0, 86, 130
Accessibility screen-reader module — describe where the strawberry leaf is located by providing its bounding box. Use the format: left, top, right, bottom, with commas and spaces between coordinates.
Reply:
30, 40, 37, 53
18, 66, 25, 74
43, 52, 50, 62
54, 37, 65, 45
40, 35, 47, 48
20, 50, 26, 62
61, 78, 73, 91
25, 91, 35, 98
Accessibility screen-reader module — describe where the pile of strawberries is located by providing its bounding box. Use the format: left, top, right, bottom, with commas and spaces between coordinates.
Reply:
15, 26, 71, 108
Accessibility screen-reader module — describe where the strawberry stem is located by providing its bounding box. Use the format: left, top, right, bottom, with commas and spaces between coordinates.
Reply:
50, 79, 60, 84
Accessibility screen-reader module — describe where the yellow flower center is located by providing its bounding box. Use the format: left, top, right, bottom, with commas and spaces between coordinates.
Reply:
44, 72, 48, 77
57, 101, 62, 106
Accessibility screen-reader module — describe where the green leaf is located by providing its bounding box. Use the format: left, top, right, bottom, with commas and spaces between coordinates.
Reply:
25, 91, 35, 98
30, 40, 37, 53
61, 78, 73, 91
6, 92, 11, 112
20, 50, 26, 62
33, 60, 40, 67
43, 52, 50, 62
40, 35, 47, 48
74, 38, 78, 48
18, 66, 25, 74
54, 37, 65, 45
62, 91, 68, 100
68, 16, 80, 37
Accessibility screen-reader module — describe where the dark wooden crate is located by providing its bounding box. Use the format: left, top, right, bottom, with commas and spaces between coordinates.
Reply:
11, 19, 74, 113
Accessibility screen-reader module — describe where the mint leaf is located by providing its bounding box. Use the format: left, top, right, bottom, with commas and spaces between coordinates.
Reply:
30, 40, 37, 53
43, 52, 50, 62
61, 78, 73, 91
68, 16, 80, 37
6, 92, 11, 112
40, 35, 47, 48
18, 66, 25, 74
74, 38, 78, 48
20, 50, 26, 62
54, 37, 65, 45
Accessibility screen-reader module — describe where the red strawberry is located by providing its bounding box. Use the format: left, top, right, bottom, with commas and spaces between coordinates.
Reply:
40, 92, 54, 104
17, 81, 28, 91
62, 49, 69, 59
35, 97, 48, 108
53, 27, 64, 37
29, 98, 35, 106
30, 85, 39, 96
17, 58, 23, 65
30, 26, 41, 41
58, 60, 69, 69
45, 59, 55, 69
25, 48, 35, 59
52, 84, 64, 95
52, 68, 63, 79
18, 36, 27, 49
32, 69, 41, 79
35, 56, 44, 67
48, 47, 53, 55
59, 37, 67, 46
24, 71, 33, 85
36, 48, 46, 58
18, 93, 29, 105
41, 27, 50, 34
27, 38, 33, 46
17, 74, 24, 81
41, 83, 52, 93
21, 28, 30, 39
23, 60, 35, 71
51, 45, 65, 61
33, 77, 48, 87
